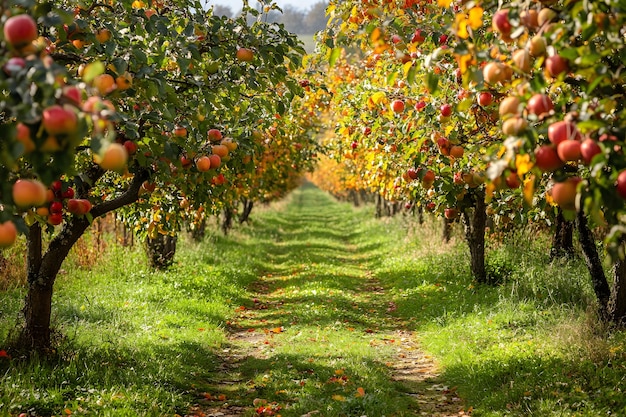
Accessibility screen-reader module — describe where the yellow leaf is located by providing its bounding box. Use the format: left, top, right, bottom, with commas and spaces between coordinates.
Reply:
334, 369, 344, 375
455, 14, 469, 39
437, 0, 452, 7
403, 61, 414, 78
332, 395, 346, 401
455, 53, 474, 74
515, 153, 533, 176
369, 91, 387, 106
371, 27, 383, 44
523, 175, 535, 206
468, 7, 484, 29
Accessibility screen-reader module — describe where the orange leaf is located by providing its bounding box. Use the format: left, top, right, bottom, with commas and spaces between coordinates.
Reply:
356, 387, 366, 397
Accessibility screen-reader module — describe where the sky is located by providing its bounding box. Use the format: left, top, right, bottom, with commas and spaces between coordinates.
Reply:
204, 0, 322, 12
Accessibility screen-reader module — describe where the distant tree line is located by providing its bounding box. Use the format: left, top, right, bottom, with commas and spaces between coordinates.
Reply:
213, 2, 328, 35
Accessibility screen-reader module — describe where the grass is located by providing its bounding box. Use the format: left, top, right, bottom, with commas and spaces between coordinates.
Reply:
1, 182, 626, 416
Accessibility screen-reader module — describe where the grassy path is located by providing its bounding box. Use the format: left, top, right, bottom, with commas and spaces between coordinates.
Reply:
195, 183, 469, 417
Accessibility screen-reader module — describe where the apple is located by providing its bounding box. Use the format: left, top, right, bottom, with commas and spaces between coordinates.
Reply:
94, 143, 128, 171
48, 212, 63, 226
62, 86, 82, 106
580, 138, 602, 165
209, 154, 221, 169
42, 105, 78, 136
12, 179, 47, 208
513, 49, 531, 73
207, 128, 223, 142
173, 126, 187, 137
221, 137, 238, 151
180, 155, 193, 168
62, 187, 75, 199
0, 220, 18, 248
95, 28, 111, 43
3, 57, 26, 75
538, 8, 557, 27
415, 101, 426, 111
548, 120, 581, 145
502, 116, 528, 135
437, 136, 451, 155
93, 74, 116, 95
545, 55, 569, 77
391, 99, 405, 113
407, 168, 419, 180
505, 171, 521, 188
49, 201, 63, 214
617, 170, 626, 199
450, 145, 464, 158
212, 144, 229, 158
422, 169, 435, 185
411, 29, 425, 44
196, 156, 211, 172
477, 92, 493, 106
236, 47, 254, 62
492, 9, 512, 38
499, 96, 521, 117
535, 145, 564, 172
439, 34, 448, 44
520, 9, 539, 30
4, 14, 38, 48
351, 141, 358, 149
123, 140, 138, 155
551, 177, 581, 211
116, 73, 133, 90
444, 208, 458, 219
483, 62, 507, 84
557, 140, 582, 162
527, 93, 553, 117
362, 126, 372, 136
440, 103, 452, 117
16, 122, 35, 153
391, 34, 402, 44
67, 199, 91, 215
528, 35, 547, 57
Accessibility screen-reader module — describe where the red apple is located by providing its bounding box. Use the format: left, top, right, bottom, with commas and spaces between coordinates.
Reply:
407, 167, 418, 180
557, 139, 582, 162
3, 14, 38, 48
49, 201, 63, 214
580, 138, 602, 165
209, 154, 221, 169
545, 54, 569, 77
207, 128, 223, 142
415, 101, 426, 111
42, 105, 78, 136
527, 93, 553, 117
351, 141, 358, 149
440, 103, 452, 117
411, 29, 425, 44
123, 140, 138, 155
444, 208, 458, 219
492, 9, 512, 38
62, 187, 75, 199
48, 212, 63, 226
3, 57, 26, 75
477, 92, 493, 106
548, 120, 582, 145
534, 145, 564, 172
505, 171, 521, 188
391, 99, 405, 113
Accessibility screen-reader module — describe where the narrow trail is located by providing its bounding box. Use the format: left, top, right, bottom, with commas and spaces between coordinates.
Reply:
191, 185, 470, 417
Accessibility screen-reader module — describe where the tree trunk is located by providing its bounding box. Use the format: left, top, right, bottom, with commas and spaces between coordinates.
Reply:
461, 190, 487, 283
18, 167, 149, 351
550, 208, 575, 260
190, 216, 206, 241
145, 233, 178, 269
442, 217, 453, 243
238, 198, 254, 224
375, 194, 383, 218
610, 256, 626, 325
576, 210, 611, 321
221, 207, 233, 235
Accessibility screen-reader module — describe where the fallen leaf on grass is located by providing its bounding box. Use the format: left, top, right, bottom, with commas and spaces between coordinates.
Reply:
356, 387, 366, 397
331, 394, 346, 401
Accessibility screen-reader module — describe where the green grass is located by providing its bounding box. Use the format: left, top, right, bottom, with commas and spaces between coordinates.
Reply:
1, 183, 626, 416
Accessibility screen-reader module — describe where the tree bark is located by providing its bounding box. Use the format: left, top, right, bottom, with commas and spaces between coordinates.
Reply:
18, 167, 149, 351
442, 217, 453, 243
238, 198, 254, 224
461, 190, 487, 283
576, 210, 611, 321
609, 243, 626, 325
221, 206, 233, 235
145, 233, 178, 269
550, 208, 576, 260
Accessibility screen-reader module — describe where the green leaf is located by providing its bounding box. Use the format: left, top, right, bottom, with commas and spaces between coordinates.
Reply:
329, 47, 342, 67
82, 61, 105, 83
425, 72, 439, 94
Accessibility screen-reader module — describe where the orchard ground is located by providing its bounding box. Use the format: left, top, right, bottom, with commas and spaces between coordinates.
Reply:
1, 183, 625, 416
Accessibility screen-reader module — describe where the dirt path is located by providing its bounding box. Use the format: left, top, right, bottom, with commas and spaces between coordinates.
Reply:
189, 187, 471, 416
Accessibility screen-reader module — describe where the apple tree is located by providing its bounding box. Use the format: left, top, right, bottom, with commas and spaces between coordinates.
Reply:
0, 0, 308, 351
